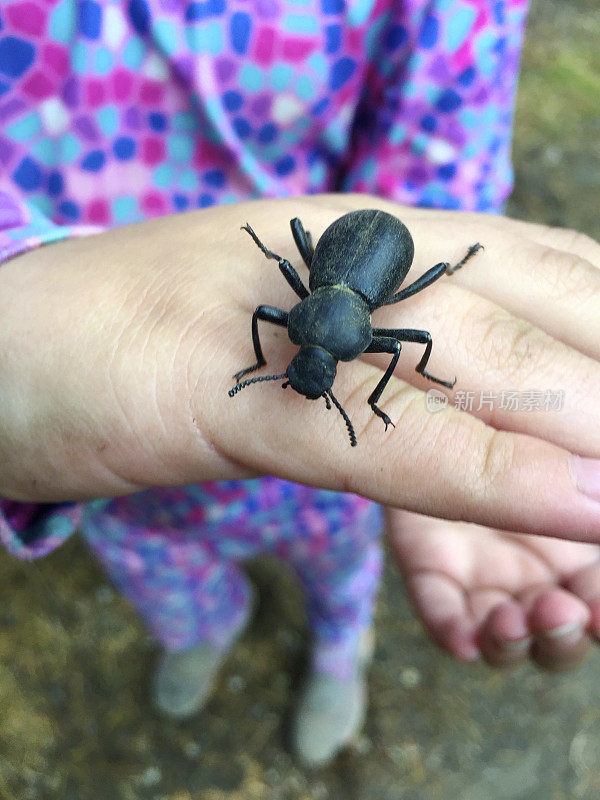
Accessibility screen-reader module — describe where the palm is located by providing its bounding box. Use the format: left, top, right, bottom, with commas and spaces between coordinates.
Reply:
387, 509, 600, 670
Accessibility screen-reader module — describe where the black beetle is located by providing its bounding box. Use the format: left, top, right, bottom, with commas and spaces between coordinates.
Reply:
229, 208, 482, 446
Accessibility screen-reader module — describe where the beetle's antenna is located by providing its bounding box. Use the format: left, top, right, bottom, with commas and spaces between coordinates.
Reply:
229, 372, 287, 396
326, 390, 357, 447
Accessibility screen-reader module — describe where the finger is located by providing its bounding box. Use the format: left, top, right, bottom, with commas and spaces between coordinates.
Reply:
483, 546, 599, 670
459, 238, 600, 360
390, 218, 600, 362
387, 511, 555, 593
210, 354, 600, 543
562, 561, 600, 638
523, 589, 592, 672
400, 570, 482, 662
478, 601, 532, 668
387, 508, 600, 669
385, 509, 482, 660
369, 281, 600, 459
480, 588, 592, 671
389, 515, 546, 667
479, 216, 600, 267
530, 634, 591, 672
388, 510, 541, 667
397, 206, 600, 269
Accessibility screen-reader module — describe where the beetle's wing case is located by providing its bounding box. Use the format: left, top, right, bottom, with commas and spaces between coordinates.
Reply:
309, 209, 415, 308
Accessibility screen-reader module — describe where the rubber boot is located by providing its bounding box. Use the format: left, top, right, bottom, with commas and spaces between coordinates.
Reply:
152, 594, 254, 719
292, 628, 374, 767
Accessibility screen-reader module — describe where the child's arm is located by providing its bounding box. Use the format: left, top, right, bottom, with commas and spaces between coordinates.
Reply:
0, 185, 111, 559
1, 195, 600, 551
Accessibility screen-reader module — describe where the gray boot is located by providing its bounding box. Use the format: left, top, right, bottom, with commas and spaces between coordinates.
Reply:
152, 599, 253, 720
292, 629, 374, 767
152, 641, 232, 719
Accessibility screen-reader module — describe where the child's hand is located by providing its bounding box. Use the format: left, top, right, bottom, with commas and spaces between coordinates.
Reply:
1, 194, 599, 548
387, 508, 600, 671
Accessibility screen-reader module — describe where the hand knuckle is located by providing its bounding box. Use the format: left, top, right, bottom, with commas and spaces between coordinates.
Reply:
536, 244, 600, 298
474, 306, 552, 380
478, 427, 515, 492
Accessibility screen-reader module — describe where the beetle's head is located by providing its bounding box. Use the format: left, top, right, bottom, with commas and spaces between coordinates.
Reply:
228, 346, 356, 446
286, 346, 337, 399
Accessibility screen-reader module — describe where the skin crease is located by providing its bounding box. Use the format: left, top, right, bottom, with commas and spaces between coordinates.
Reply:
2, 192, 600, 670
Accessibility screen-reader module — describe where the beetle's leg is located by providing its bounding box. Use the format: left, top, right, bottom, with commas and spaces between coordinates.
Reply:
373, 327, 455, 388
290, 217, 314, 269
446, 242, 484, 274
382, 261, 449, 305
233, 305, 289, 382
364, 336, 402, 431
242, 224, 309, 299
382, 243, 483, 306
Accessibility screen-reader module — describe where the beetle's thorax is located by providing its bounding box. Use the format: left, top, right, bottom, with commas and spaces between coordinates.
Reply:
287, 285, 372, 362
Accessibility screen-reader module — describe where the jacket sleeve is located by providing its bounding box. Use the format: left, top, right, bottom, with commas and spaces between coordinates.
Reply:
0, 500, 84, 560
0, 187, 104, 559
340, 0, 529, 212
0, 183, 103, 263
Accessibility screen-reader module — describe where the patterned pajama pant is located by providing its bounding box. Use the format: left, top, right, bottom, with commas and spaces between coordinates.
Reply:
81, 478, 384, 678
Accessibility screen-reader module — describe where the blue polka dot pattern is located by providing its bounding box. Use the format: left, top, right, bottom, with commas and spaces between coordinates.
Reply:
230, 11, 251, 55
79, 0, 102, 40
232, 117, 251, 138
312, 97, 330, 116
330, 56, 356, 90
0, 35, 34, 78
325, 24, 341, 54
436, 88, 462, 112
204, 168, 225, 187
81, 150, 106, 171
149, 112, 167, 131
386, 25, 408, 50
223, 90, 243, 111
128, 0, 150, 35
13, 157, 42, 191
419, 14, 438, 48
173, 194, 189, 210
275, 155, 295, 176
186, 0, 226, 21
58, 200, 80, 219
48, 172, 64, 195
258, 123, 277, 144
438, 163, 456, 180
113, 137, 136, 160
322, 0, 345, 13
459, 66, 476, 86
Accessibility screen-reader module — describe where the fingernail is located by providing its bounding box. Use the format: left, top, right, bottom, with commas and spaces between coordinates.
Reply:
572, 456, 600, 503
460, 643, 481, 662
588, 599, 600, 637
540, 621, 583, 643
495, 636, 532, 655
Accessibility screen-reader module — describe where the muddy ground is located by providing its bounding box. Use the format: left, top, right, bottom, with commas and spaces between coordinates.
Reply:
2, 1, 600, 798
